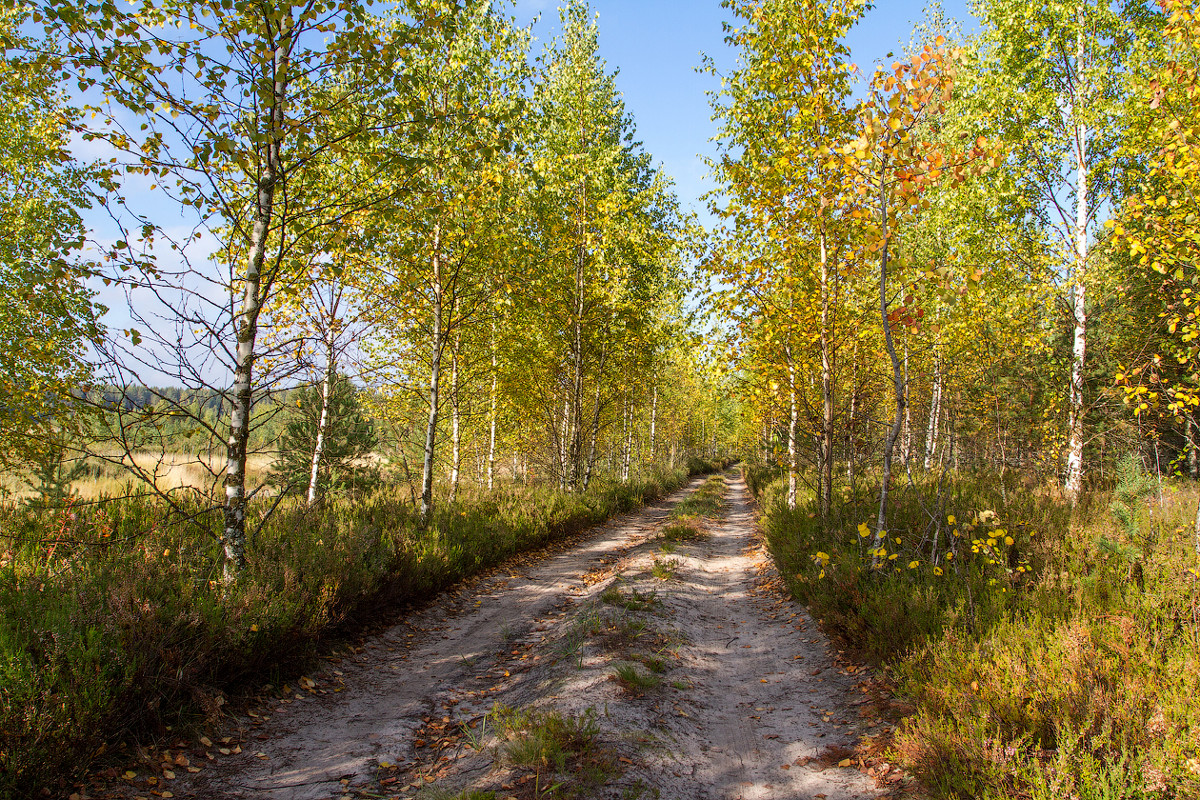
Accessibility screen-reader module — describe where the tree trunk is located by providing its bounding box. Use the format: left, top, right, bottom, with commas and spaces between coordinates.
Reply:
419, 221, 444, 524
583, 343, 607, 491
818, 222, 835, 517
875, 169, 906, 550
787, 353, 799, 510
222, 35, 289, 582
487, 320, 498, 491
622, 394, 632, 481
1065, 31, 1089, 503
649, 381, 658, 464
901, 335, 911, 467
846, 342, 858, 485
449, 331, 461, 504
924, 343, 943, 471
558, 396, 571, 490
1189, 415, 1197, 480
568, 177, 587, 492
306, 346, 335, 506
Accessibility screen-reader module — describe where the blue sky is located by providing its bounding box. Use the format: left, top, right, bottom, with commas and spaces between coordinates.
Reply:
511, 0, 979, 221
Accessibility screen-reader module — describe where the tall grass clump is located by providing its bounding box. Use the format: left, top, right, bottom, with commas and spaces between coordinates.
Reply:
750, 459, 1200, 799
0, 462, 707, 798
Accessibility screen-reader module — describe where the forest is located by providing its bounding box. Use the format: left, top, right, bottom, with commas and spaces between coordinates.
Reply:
2, 0, 1199, 798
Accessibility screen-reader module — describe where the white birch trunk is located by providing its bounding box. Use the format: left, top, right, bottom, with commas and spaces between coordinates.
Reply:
1065, 125, 1088, 500
306, 351, 334, 505
449, 333, 461, 504
787, 354, 798, 510
818, 222, 834, 516
582, 343, 607, 491
487, 322, 497, 491
1065, 29, 1089, 503
649, 382, 658, 464
222, 32, 289, 581
622, 396, 632, 481
924, 344, 943, 471
559, 396, 571, 490
419, 221, 444, 523
846, 344, 858, 483
901, 336, 911, 467
874, 169, 907, 553
1189, 415, 1197, 479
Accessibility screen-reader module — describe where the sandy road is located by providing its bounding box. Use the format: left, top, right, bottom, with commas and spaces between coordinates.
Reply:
171, 476, 710, 799
613, 474, 883, 800
160, 472, 887, 800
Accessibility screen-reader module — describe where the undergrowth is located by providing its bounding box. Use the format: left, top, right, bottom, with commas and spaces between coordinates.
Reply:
0, 461, 723, 799
750, 458, 1200, 799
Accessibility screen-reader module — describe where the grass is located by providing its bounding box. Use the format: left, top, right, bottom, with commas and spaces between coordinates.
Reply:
630, 652, 666, 673
612, 662, 662, 691
599, 583, 659, 612
659, 521, 704, 544
419, 790, 497, 800
490, 704, 614, 794
0, 460, 729, 800
669, 474, 726, 520
652, 472, 726, 552
6, 450, 275, 501
750, 458, 1200, 799
650, 557, 680, 581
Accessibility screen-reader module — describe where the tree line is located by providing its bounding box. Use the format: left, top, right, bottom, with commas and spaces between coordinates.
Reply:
706, 0, 1200, 532
0, 0, 732, 579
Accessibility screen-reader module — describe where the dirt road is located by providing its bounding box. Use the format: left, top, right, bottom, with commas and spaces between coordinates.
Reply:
159, 472, 886, 800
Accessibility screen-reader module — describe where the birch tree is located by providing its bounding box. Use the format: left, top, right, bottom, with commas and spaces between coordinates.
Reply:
0, 10, 102, 474
523, 0, 685, 489
363, 0, 528, 522
973, 0, 1160, 500
707, 0, 866, 513
22, 0, 417, 578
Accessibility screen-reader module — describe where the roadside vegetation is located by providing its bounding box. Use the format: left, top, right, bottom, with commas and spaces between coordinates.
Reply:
750, 461, 1200, 798
0, 462, 729, 798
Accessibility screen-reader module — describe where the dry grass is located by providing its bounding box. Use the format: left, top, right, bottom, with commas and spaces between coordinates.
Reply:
4, 452, 276, 500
